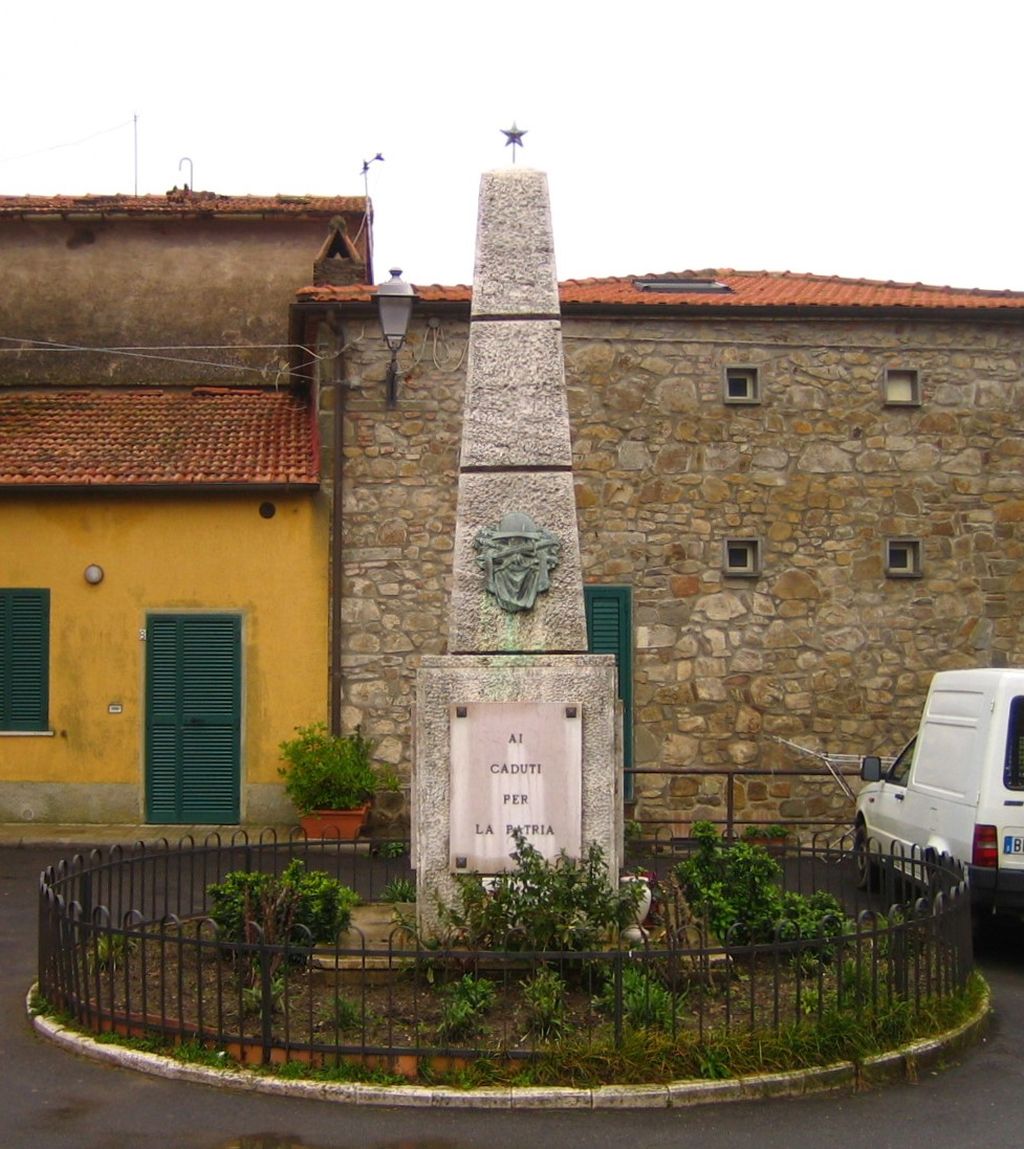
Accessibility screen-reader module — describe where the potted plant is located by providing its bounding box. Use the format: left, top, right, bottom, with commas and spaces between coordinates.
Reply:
619, 867, 656, 942
279, 723, 383, 839
740, 823, 792, 850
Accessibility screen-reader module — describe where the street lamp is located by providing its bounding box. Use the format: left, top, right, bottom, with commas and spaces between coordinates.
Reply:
373, 268, 417, 406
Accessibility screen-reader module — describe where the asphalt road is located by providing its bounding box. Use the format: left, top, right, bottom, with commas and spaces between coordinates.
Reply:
3, 844, 1022, 1149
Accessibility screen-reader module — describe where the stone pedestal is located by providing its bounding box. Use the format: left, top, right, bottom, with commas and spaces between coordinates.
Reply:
414, 654, 621, 935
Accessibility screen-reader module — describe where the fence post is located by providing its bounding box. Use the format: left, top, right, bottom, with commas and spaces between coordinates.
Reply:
260, 943, 274, 1065
80, 872, 93, 926
613, 950, 623, 1049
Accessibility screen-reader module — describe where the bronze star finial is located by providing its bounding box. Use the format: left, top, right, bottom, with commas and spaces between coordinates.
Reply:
500, 122, 527, 163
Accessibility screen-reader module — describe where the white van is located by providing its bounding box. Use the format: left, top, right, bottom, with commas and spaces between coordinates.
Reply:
855, 667, 1024, 919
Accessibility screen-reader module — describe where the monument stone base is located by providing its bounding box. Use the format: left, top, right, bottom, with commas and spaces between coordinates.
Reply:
413, 653, 622, 935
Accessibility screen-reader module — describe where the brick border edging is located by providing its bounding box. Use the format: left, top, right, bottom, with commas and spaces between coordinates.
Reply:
27, 984, 991, 1110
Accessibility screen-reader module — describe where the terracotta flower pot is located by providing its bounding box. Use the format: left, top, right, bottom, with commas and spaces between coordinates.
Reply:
299, 805, 370, 840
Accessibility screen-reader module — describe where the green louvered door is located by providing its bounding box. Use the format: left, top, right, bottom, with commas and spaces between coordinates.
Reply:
584, 586, 633, 800
146, 614, 241, 823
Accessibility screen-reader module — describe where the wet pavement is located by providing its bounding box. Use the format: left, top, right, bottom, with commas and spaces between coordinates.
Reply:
0, 823, 296, 849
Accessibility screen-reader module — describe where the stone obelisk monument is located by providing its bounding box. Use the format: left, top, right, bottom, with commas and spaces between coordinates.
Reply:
414, 169, 621, 930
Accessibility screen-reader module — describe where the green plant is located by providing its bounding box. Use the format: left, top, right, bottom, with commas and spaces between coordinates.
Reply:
376, 766, 403, 793
522, 967, 566, 1038
88, 931, 137, 972
174, 1040, 233, 1068
381, 877, 416, 904
595, 965, 682, 1031
327, 993, 364, 1033
779, 889, 846, 950
837, 957, 874, 1008
441, 828, 641, 952
207, 858, 359, 947
695, 1043, 731, 1079
436, 974, 496, 1042
674, 821, 850, 948
275, 1059, 310, 1080
741, 823, 791, 842
278, 723, 383, 814
241, 972, 285, 1017
376, 839, 409, 859
674, 822, 785, 942
31, 969, 988, 1090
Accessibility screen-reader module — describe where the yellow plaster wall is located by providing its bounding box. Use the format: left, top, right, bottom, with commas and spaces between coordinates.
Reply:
1, 492, 327, 805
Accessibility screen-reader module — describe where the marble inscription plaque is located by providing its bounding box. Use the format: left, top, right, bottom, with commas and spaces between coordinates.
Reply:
449, 701, 582, 872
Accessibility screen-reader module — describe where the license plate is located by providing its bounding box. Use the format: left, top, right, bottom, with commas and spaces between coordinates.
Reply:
1004, 836, 1024, 854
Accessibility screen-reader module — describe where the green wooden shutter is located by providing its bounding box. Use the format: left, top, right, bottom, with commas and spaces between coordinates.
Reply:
146, 617, 183, 821
146, 614, 241, 823
584, 585, 633, 799
0, 589, 50, 731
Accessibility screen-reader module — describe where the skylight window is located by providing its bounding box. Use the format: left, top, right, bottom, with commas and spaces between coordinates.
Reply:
633, 278, 733, 294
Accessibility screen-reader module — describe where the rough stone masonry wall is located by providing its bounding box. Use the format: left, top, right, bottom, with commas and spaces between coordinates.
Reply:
0, 218, 337, 386
329, 311, 1024, 832
322, 318, 468, 775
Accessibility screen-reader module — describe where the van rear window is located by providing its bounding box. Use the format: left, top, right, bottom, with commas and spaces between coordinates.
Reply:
1005, 696, 1024, 789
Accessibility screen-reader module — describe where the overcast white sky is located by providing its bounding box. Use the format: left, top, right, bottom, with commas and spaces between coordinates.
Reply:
3, 1, 1022, 291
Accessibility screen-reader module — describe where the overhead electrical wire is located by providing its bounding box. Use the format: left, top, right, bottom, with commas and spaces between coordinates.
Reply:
0, 332, 369, 384
0, 321, 469, 383
0, 119, 134, 165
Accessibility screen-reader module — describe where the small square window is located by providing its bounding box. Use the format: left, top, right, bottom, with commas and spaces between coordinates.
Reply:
723, 366, 760, 404
884, 368, 921, 406
885, 538, 922, 578
723, 538, 762, 577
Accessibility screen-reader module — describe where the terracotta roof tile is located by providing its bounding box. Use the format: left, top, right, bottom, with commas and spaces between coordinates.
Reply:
299, 282, 470, 304
0, 192, 366, 220
0, 387, 319, 488
297, 270, 1024, 313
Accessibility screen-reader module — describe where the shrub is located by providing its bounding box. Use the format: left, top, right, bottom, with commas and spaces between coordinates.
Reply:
595, 965, 682, 1031
779, 889, 846, 943
278, 723, 382, 814
674, 822, 849, 947
442, 828, 641, 951
207, 858, 359, 947
436, 974, 496, 1042
674, 822, 784, 942
522, 967, 566, 1038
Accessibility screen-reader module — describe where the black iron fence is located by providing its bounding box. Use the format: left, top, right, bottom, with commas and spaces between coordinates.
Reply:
37, 832, 972, 1074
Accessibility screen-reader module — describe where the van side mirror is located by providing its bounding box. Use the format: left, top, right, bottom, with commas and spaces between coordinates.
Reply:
861, 755, 883, 782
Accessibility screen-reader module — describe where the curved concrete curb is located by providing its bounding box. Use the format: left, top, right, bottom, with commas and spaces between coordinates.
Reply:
28, 984, 990, 1110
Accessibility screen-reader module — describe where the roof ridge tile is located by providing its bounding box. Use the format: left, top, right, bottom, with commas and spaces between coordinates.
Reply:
296, 268, 1024, 310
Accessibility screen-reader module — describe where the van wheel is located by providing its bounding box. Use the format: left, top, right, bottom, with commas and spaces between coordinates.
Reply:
854, 822, 879, 891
